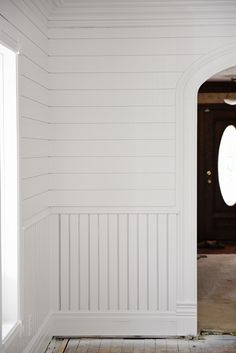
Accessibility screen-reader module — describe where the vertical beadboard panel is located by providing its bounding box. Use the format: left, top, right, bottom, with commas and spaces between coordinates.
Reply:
168, 214, 177, 312
58, 212, 178, 313
79, 214, 89, 310
138, 214, 148, 311
51, 214, 60, 311
60, 215, 70, 310
108, 214, 118, 311
128, 214, 138, 311
90, 214, 99, 311
70, 215, 79, 311
147, 214, 158, 311
98, 215, 109, 311
118, 214, 128, 311
158, 214, 168, 311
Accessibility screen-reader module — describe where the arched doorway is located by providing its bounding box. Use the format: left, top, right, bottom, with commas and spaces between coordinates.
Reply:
197, 76, 236, 332
176, 44, 236, 334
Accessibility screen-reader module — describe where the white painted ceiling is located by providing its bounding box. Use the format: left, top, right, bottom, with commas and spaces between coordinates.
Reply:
42, 0, 236, 82
43, 0, 236, 21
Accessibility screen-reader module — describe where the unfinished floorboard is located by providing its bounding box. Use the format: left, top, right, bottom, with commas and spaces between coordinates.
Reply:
166, 339, 178, 353
58, 339, 69, 353
133, 339, 145, 353
121, 339, 134, 353
155, 339, 167, 353
144, 339, 155, 353
45, 337, 64, 353
75, 338, 90, 353
98, 339, 112, 353
188, 340, 203, 353
65, 339, 80, 353
110, 339, 123, 353
176, 339, 190, 353
86, 339, 101, 353
45, 337, 236, 353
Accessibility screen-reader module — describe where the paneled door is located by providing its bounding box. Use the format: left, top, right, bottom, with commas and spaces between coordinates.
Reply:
198, 104, 236, 242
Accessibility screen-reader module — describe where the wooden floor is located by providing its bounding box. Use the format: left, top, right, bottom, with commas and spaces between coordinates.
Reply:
45, 336, 236, 353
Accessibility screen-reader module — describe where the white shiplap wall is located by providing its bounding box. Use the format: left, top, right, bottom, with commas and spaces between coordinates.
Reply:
47, 1, 236, 336
47, 21, 236, 209
2, 0, 236, 344
0, 1, 51, 352
48, 43, 179, 208
0, 0, 50, 221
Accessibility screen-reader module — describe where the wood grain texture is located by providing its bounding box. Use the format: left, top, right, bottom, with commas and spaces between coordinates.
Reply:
45, 337, 236, 353
57, 339, 69, 353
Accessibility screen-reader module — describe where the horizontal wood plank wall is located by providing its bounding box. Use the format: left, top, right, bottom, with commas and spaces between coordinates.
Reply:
47, 3, 236, 334
48, 23, 236, 209
47, 27, 186, 210
0, 0, 50, 222
1, 2, 51, 353
56, 212, 177, 313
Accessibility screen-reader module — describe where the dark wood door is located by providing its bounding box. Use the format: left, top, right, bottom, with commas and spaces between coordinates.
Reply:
198, 104, 236, 242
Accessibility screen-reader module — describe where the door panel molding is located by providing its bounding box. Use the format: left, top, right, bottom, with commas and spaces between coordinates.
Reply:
197, 105, 236, 241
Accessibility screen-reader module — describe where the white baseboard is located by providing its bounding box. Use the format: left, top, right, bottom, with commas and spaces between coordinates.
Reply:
23, 314, 52, 353
2, 310, 197, 353
176, 302, 197, 336
2, 322, 22, 353
50, 311, 197, 337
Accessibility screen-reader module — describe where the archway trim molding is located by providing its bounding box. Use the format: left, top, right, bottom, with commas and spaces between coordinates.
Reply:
175, 43, 236, 334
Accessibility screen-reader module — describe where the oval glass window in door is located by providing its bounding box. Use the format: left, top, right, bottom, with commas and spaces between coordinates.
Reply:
218, 125, 236, 206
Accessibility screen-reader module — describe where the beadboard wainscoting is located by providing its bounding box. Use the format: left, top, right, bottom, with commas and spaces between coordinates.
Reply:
50, 210, 196, 336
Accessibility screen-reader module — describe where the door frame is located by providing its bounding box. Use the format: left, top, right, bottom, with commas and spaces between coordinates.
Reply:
175, 43, 236, 330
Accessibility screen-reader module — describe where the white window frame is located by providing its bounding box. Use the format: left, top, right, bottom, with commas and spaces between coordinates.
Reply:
0, 40, 20, 344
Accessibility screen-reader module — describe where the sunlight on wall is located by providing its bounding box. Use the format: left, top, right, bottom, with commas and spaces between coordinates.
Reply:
0, 43, 18, 340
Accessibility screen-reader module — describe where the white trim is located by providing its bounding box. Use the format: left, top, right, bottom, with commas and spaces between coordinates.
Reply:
0, 51, 2, 348
47, 19, 236, 28
50, 311, 196, 337
22, 314, 52, 353
0, 31, 19, 54
2, 321, 22, 346
0, 42, 19, 343
50, 206, 179, 214
1, 321, 22, 353
176, 42, 236, 331
22, 208, 51, 230
16, 44, 22, 336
